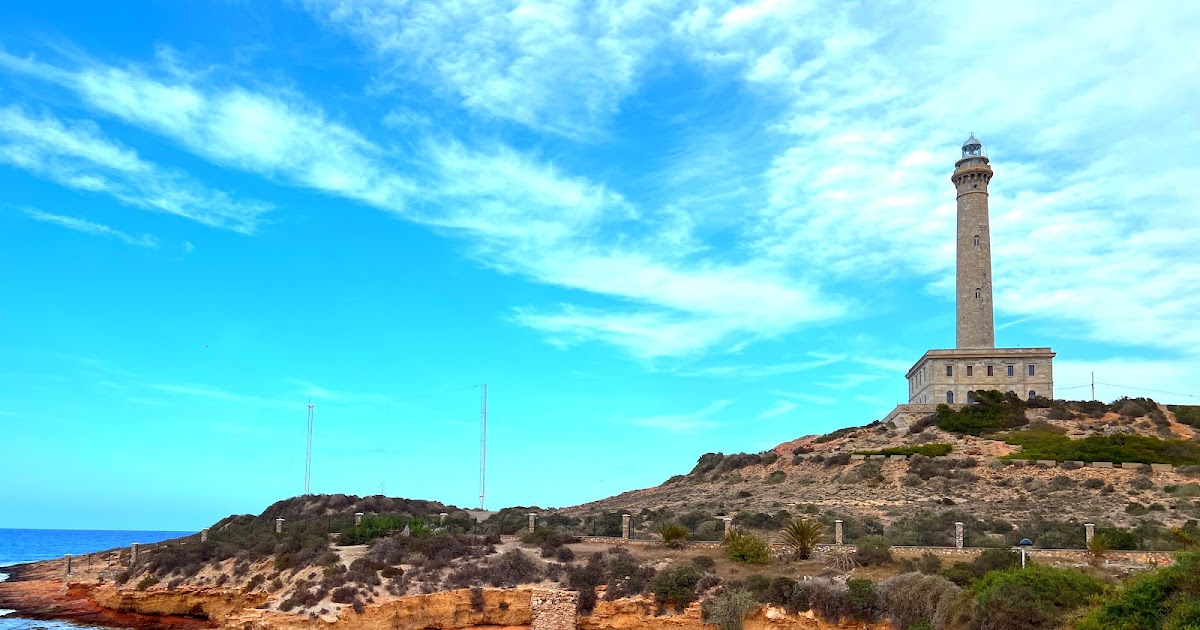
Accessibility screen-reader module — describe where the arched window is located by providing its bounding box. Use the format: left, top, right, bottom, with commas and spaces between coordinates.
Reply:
946, 391, 955, 404
1028, 390, 1037, 399
974, 235, 980, 246
975, 288, 981, 299
967, 391, 976, 404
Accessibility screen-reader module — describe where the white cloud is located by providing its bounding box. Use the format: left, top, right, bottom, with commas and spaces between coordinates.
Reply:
630, 399, 731, 432
757, 400, 797, 420
306, 0, 678, 137
21, 208, 158, 248
0, 106, 270, 232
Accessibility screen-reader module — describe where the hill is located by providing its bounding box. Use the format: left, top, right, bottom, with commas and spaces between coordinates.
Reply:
559, 396, 1200, 548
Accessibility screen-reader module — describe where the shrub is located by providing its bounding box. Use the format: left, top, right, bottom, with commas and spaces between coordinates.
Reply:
824, 453, 852, 467
1076, 550, 1200, 630
725, 530, 771, 564
942, 547, 1020, 587
1169, 405, 1200, 429
1083, 478, 1105, 489
1002, 429, 1200, 465
845, 579, 880, 621
781, 518, 824, 561
701, 588, 756, 630
764, 470, 787, 485
935, 391, 1029, 435
878, 572, 960, 630
972, 565, 1104, 630
756, 577, 809, 613
657, 523, 690, 548
808, 579, 850, 622
651, 565, 703, 610
814, 426, 861, 443
486, 550, 542, 587
568, 553, 604, 613
853, 537, 893, 566
899, 552, 943, 575
854, 444, 953, 457
137, 575, 159, 590
338, 515, 405, 546
692, 555, 716, 570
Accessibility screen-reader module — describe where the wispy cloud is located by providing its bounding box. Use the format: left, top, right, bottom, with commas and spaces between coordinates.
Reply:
630, 399, 731, 433
0, 105, 270, 233
757, 400, 797, 420
148, 383, 292, 408
20, 208, 158, 248
677, 354, 845, 378
773, 391, 838, 406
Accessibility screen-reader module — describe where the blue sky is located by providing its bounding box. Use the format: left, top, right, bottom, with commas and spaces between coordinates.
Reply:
1, 1, 1198, 530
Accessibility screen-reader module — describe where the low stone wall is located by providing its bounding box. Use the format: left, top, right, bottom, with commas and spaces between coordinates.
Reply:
791, 452, 1190, 472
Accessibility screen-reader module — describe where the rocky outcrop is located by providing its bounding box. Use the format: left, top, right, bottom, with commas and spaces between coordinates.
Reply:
226, 588, 534, 630
92, 584, 269, 622
581, 596, 894, 630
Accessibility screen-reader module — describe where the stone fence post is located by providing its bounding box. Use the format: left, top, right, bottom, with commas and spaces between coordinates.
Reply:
834, 520, 844, 545
721, 516, 734, 538
355, 512, 365, 525
201, 528, 209, 543
275, 518, 284, 533
130, 543, 140, 565
955, 522, 964, 549
1085, 523, 1095, 545
64, 554, 72, 576
528, 513, 538, 533
621, 514, 631, 539
440, 512, 449, 522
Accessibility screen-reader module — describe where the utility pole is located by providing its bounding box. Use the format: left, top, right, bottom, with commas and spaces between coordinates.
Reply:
479, 384, 487, 510
1091, 372, 1095, 401
305, 400, 315, 495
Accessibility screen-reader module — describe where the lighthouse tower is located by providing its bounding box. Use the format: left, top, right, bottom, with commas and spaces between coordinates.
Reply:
952, 134, 995, 349
890, 134, 1056, 415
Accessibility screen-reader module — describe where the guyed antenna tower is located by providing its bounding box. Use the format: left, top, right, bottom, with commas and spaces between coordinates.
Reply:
305, 399, 315, 495
478, 384, 487, 510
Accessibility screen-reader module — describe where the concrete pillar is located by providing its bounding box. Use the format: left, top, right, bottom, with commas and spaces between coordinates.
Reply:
621, 514, 632, 539
1085, 523, 1095, 546
834, 520, 844, 545
130, 543, 140, 565
275, 518, 284, 533
439, 512, 449, 522
955, 522, 965, 549
721, 517, 734, 538
354, 512, 365, 525
200, 528, 209, 543
64, 554, 72, 575
528, 513, 537, 533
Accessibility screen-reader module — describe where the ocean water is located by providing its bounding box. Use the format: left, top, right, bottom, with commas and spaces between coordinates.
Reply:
0, 528, 192, 630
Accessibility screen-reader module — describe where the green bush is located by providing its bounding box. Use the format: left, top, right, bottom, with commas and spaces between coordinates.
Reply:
972, 565, 1104, 630
942, 548, 1020, 587
781, 518, 824, 561
853, 536, 893, 566
651, 565, 703, 609
1168, 405, 1200, 429
845, 579, 880, 621
764, 470, 787, 485
657, 523, 690, 548
878, 572, 960, 629
339, 515, 406, 545
935, 391, 1029, 435
701, 589, 756, 630
854, 444, 953, 457
1002, 429, 1200, 465
725, 530, 771, 564
1075, 550, 1200, 630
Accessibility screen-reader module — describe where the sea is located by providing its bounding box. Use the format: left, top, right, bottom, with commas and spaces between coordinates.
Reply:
0, 528, 192, 630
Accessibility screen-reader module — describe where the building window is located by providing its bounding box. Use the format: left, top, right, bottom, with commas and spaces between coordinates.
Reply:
975, 288, 981, 299
1029, 390, 1037, 399
1007, 365, 1015, 377
987, 365, 994, 376
946, 365, 953, 377
966, 365, 973, 376
967, 391, 976, 404
1028, 364, 1036, 376
974, 235, 980, 246
947, 391, 954, 404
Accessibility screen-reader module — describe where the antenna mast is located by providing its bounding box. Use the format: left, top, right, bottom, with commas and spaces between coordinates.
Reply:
305, 400, 315, 495
479, 384, 487, 510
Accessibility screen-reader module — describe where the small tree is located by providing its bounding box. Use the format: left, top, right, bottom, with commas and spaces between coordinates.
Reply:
725, 530, 771, 564
657, 523, 690, 549
1087, 533, 1111, 566
781, 518, 824, 561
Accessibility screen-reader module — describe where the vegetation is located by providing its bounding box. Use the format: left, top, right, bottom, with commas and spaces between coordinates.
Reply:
701, 589, 756, 630
1003, 428, 1200, 465
651, 565, 704, 610
689, 451, 779, 477
854, 443, 953, 457
972, 565, 1105, 630
1168, 404, 1200, 429
853, 536, 893, 567
877, 572, 960, 629
780, 518, 823, 561
656, 523, 690, 548
724, 530, 771, 564
934, 390, 1029, 435
1076, 550, 1200, 630
339, 515, 409, 545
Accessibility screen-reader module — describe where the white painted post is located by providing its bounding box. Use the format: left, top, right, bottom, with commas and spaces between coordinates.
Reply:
721, 517, 734, 538
354, 513, 364, 525
275, 518, 284, 533
834, 520, 844, 545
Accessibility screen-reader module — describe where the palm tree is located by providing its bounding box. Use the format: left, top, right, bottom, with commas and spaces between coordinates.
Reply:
657, 522, 690, 548
781, 518, 824, 560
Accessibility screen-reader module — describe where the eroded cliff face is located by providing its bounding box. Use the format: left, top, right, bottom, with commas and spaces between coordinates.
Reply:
581, 596, 894, 630
91, 584, 270, 621
227, 588, 535, 630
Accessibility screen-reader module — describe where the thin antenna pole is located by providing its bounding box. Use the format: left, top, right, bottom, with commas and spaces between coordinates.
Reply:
479, 384, 487, 510
1091, 372, 1095, 401
305, 400, 315, 495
